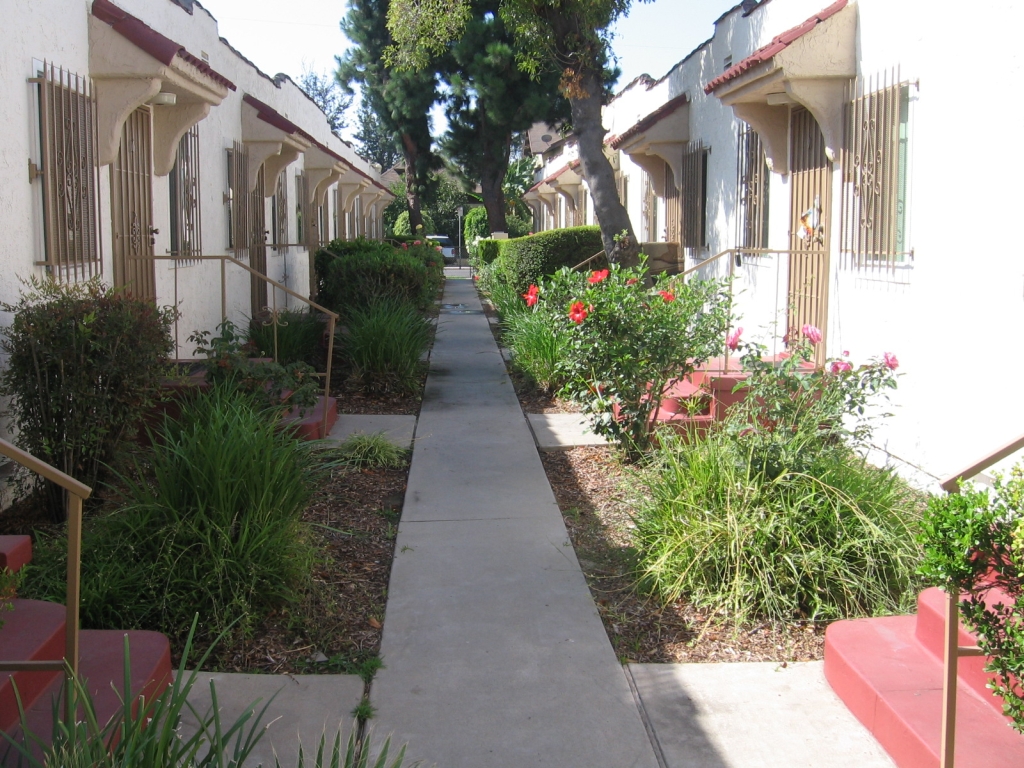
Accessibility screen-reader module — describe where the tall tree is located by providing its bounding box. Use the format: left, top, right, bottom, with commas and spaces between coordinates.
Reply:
385, 0, 651, 262
297, 67, 351, 134
440, 2, 566, 234
338, 0, 440, 233
353, 99, 402, 171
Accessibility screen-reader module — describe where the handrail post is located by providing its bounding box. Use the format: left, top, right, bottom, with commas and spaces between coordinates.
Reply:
940, 588, 960, 768
64, 491, 83, 722
323, 315, 336, 439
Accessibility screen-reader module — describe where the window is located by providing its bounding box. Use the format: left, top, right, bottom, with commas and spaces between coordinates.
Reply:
295, 171, 313, 250
641, 171, 659, 242
169, 124, 201, 264
736, 125, 770, 251
226, 141, 252, 257
840, 70, 911, 271
32, 62, 102, 281
681, 140, 708, 251
272, 170, 289, 254
665, 162, 680, 243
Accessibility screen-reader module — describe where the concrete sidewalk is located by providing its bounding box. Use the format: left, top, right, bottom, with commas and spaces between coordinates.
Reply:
370, 277, 659, 767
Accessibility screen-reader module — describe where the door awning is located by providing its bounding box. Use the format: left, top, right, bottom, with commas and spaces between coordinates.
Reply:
89, 0, 234, 174
242, 94, 312, 196
704, 0, 855, 173
607, 93, 689, 195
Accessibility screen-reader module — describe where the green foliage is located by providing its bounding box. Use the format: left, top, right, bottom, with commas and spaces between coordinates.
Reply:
464, 206, 490, 256
297, 67, 352, 134
189, 320, 319, 413
335, 432, 409, 470
0, 278, 175, 519
315, 240, 435, 313
392, 210, 436, 238
247, 308, 324, 366
498, 226, 605, 294
920, 468, 1024, 731
633, 429, 924, 625
477, 238, 503, 265
0, 568, 18, 632
502, 310, 568, 393
290, 728, 406, 768
2, 620, 274, 768
23, 387, 318, 651
338, 298, 432, 395
530, 259, 729, 456
506, 211, 533, 239
353, 99, 401, 171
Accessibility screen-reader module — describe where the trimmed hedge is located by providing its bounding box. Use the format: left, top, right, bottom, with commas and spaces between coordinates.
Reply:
315, 239, 433, 312
477, 239, 503, 265
498, 226, 605, 293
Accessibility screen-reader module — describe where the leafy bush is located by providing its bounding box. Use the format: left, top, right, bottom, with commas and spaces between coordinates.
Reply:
23, 387, 317, 650
498, 226, 605, 294
633, 429, 923, 624
920, 467, 1024, 731
463, 206, 490, 257
335, 432, 409, 469
507, 212, 533, 239
522, 259, 729, 455
247, 308, 324, 366
477, 238, 503, 265
392, 210, 436, 238
338, 298, 431, 395
315, 241, 433, 312
190, 320, 319, 413
0, 278, 174, 519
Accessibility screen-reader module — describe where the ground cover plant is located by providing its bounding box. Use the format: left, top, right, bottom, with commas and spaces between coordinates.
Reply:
920, 466, 1024, 731
23, 385, 318, 653
334, 432, 410, 470
0, 278, 174, 519
632, 329, 922, 624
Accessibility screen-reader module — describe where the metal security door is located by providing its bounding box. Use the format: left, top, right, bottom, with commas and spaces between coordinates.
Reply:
788, 108, 832, 361
110, 107, 156, 300
249, 165, 268, 318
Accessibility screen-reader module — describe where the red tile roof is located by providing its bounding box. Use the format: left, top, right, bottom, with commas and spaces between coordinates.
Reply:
607, 92, 689, 149
242, 93, 301, 135
704, 0, 848, 94
92, 0, 235, 91
527, 163, 571, 193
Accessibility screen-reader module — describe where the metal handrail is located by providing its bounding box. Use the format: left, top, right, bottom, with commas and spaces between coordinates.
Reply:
570, 250, 606, 272
132, 253, 339, 438
936, 432, 1024, 768
0, 438, 92, 721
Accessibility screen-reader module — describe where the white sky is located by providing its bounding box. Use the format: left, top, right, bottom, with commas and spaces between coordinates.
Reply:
199, 0, 735, 137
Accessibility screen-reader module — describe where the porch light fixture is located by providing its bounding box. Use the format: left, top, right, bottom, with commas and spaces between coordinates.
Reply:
149, 91, 177, 106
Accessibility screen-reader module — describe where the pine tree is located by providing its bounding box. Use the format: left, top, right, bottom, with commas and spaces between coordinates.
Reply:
338, 0, 440, 233
297, 67, 351, 134
439, 2, 566, 234
353, 100, 401, 171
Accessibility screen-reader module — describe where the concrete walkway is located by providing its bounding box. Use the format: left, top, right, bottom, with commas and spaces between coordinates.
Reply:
370, 276, 660, 767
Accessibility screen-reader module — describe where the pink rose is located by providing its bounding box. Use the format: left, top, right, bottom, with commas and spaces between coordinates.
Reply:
436, 245, 443, 252
726, 327, 743, 351
883, 352, 899, 370
801, 324, 822, 344
830, 360, 852, 374
413, 240, 422, 246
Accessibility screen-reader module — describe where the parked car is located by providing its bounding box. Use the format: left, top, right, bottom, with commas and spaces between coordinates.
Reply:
426, 235, 458, 264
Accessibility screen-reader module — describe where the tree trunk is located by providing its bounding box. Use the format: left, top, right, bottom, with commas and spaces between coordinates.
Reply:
480, 174, 508, 234
568, 69, 638, 263
401, 133, 424, 234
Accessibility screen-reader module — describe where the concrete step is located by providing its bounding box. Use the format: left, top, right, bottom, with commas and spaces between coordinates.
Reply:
0, 536, 33, 575
0, 600, 66, 733
280, 395, 338, 440
824, 612, 1024, 768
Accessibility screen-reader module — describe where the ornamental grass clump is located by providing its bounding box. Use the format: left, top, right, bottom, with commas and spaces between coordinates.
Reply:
23, 386, 317, 651
632, 326, 921, 624
247, 307, 325, 366
339, 298, 432, 395
920, 466, 1024, 731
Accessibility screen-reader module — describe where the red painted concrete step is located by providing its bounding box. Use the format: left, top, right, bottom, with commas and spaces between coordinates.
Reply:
0, 536, 33, 575
0, 600, 65, 733
825, 598, 1024, 767
280, 395, 337, 440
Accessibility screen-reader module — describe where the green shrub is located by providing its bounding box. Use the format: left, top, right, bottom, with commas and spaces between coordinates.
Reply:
920, 468, 1024, 731
335, 432, 409, 470
392, 210, 436, 238
247, 308, 324, 366
507, 212, 533, 239
23, 387, 317, 650
0, 278, 175, 519
476, 238, 503, 265
339, 298, 432, 395
315, 243, 433, 312
463, 206, 490, 256
498, 226, 605, 294
633, 429, 923, 625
